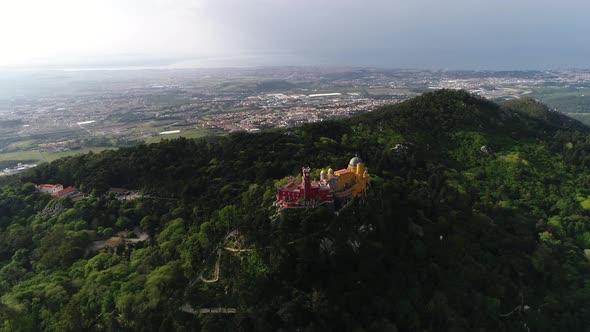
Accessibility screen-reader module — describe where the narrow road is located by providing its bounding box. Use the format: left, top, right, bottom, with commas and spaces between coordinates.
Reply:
129, 226, 149, 242
86, 227, 150, 254
223, 247, 253, 252
180, 304, 237, 315
199, 249, 221, 283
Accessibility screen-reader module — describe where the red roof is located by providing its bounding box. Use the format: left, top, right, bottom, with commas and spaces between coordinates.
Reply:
38, 184, 62, 190
312, 181, 327, 188
55, 186, 78, 197
109, 188, 129, 194
284, 181, 298, 189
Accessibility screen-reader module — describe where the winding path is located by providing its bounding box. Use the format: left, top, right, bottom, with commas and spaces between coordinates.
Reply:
180, 304, 237, 315
199, 249, 222, 283
86, 226, 150, 255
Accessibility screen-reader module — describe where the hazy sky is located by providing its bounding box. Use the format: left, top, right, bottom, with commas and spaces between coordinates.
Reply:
1, 0, 589, 69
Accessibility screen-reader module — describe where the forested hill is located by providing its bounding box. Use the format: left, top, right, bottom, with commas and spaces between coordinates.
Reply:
3, 90, 590, 331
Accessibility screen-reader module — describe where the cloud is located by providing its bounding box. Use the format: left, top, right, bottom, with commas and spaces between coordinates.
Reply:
1, 0, 590, 68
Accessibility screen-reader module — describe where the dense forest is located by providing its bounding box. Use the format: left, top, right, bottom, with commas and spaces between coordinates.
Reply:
2, 90, 590, 331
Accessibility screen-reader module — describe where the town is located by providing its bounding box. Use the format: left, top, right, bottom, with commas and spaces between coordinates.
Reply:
2, 67, 590, 170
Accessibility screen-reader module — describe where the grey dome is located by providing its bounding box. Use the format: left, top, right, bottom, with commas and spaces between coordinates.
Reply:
349, 156, 363, 167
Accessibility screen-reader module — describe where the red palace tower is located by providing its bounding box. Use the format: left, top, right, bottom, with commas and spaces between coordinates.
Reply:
275, 167, 334, 208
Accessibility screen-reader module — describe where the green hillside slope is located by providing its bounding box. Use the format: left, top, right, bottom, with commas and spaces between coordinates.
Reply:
1, 90, 590, 331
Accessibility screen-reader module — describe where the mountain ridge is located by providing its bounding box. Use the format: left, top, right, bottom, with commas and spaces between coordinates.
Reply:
1, 90, 590, 331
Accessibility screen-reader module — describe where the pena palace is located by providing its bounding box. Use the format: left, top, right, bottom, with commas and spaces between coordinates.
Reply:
275, 156, 369, 209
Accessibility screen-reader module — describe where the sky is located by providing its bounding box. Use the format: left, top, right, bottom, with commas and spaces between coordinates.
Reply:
0, 0, 589, 70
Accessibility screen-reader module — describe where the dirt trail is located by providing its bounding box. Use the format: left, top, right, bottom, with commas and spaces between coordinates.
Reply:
199, 249, 221, 283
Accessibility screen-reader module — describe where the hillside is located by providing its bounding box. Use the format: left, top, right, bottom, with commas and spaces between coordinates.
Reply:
2, 90, 590, 331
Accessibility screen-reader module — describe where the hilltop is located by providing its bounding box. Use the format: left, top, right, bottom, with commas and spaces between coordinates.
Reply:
2, 90, 590, 331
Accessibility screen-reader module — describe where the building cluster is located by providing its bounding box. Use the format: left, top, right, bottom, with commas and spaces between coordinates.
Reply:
202, 98, 399, 132
108, 187, 141, 201
1, 163, 37, 176
275, 157, 369, 209
35, 183, 83, 200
